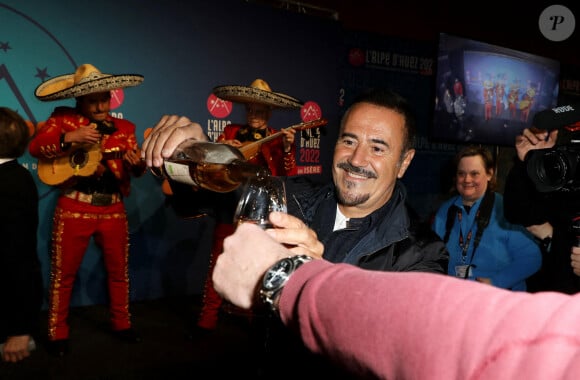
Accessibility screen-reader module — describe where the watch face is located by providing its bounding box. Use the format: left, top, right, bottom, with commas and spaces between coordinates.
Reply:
263, 258, 293, 291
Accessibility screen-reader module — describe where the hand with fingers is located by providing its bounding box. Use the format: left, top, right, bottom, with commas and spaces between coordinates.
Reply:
514, 127, 558, 162
265, 211, 324, 259
141, 115, 208, 168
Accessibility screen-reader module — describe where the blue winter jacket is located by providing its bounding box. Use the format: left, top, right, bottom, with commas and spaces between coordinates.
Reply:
432, 192, 542, 290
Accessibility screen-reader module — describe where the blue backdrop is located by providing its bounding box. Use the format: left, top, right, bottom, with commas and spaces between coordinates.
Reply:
1, 0, 341, 307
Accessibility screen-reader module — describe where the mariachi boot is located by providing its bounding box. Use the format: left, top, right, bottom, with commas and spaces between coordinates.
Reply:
196, 222, 235, 330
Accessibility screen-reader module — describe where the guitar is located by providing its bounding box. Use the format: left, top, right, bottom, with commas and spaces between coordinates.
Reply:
37, 144, 128, 186
238, 117, 328, 160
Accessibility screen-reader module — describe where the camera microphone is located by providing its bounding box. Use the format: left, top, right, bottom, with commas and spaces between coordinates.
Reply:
533, 104, 580, 131
525, 104, 580, 193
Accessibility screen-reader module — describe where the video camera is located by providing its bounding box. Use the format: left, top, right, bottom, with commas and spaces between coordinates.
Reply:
525, 104, 580, 192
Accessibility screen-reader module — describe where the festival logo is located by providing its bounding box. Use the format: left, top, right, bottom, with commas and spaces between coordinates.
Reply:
207, 93, 232, 118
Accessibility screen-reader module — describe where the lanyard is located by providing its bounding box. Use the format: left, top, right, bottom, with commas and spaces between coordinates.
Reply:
457, 207, 480, 264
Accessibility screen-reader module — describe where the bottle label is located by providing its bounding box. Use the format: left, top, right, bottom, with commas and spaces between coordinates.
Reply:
163, 161, 200, 187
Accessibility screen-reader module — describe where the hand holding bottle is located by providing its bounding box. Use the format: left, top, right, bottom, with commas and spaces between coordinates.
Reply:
141, 115, 208, 168
151, 140, 269, 193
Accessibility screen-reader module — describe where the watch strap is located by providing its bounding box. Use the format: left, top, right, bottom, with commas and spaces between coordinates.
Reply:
60, 133, 72, 151
260, 255, 313, 314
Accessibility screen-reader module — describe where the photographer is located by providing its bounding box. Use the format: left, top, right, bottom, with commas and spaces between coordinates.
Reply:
504, 104, 580, 294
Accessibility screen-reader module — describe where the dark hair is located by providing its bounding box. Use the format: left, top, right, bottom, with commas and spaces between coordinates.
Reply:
0, 107, 30, 158
453, 145, 497, 192
340, 88, 417, 153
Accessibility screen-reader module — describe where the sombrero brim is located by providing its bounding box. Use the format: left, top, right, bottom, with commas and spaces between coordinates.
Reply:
213, 85, 303, 109
35, 73, 144, 101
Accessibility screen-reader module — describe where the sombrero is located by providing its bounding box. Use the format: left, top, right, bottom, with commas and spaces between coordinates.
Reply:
212, 78, 303, 109
35, 63, 144, 101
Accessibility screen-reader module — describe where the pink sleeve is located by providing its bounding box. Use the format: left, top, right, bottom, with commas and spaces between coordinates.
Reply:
280, 260, 580, 379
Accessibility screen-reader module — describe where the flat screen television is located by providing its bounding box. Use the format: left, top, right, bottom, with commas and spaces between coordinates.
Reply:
431, 32, 560, 146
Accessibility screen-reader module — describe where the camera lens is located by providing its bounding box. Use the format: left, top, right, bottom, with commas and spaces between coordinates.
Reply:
526, 149, 575, 192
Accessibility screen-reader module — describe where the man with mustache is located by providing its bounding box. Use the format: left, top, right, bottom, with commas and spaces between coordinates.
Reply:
143, 88, 448, 377
262, 88, 450, 377
280, 88, 448, 272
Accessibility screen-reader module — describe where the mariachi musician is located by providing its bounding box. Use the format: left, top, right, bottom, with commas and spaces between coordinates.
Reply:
29, 64, 145, 356
177, 78, 303, 337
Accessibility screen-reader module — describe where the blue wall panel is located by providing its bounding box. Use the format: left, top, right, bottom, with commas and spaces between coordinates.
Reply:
1, 0, 342, 307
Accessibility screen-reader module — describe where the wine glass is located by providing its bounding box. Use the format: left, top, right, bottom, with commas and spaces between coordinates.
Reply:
233, 176, 287, 229
228, 175, 286, 319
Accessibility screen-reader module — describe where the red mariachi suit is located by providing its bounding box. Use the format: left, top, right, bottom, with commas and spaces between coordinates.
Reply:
28, 106, 144, 341
495, 84, 505, 116
483, 86, 493, 121
197, 123, 297, 329
508, 89, 519, 118
519, 90, 536, 123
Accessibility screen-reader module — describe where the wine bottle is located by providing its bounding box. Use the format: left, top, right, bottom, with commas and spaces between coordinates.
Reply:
152, 139, 269, 193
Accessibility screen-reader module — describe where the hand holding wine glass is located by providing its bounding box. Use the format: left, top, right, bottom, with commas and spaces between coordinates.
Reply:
234, 176, 287, 229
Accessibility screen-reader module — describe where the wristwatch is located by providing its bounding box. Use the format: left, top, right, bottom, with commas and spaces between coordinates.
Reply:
539, 236, 552, 253
59, 133, 71, 151
259, 255, 313, 314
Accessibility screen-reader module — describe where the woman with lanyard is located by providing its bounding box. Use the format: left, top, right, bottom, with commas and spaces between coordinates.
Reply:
432, 145, 541, 290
